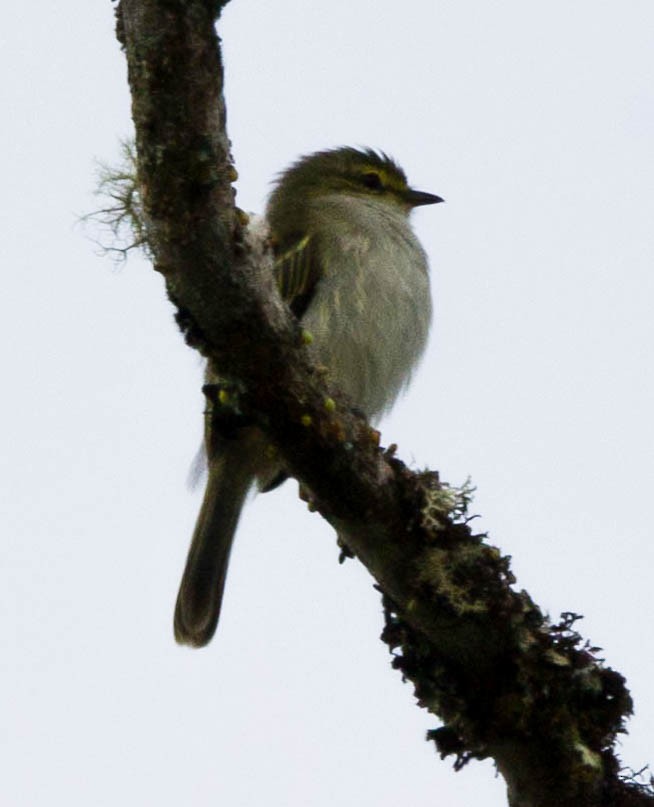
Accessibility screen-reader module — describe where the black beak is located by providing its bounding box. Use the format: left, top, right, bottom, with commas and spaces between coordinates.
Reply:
405, 188, 445, 207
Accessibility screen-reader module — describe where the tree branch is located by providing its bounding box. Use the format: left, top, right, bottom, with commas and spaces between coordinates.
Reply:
115, 2, 652, 805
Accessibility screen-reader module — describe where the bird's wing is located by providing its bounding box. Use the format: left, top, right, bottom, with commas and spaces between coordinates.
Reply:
189, 231, 322, 493
274, 233, 322, 319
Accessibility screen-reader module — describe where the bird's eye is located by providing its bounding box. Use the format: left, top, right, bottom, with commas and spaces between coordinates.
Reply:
361, 172, 383, 191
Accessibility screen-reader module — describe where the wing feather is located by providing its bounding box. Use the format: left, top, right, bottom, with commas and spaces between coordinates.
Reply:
274, 233, 322, 318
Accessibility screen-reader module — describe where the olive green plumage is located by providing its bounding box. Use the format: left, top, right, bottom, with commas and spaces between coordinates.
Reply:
174, 147, 442, 647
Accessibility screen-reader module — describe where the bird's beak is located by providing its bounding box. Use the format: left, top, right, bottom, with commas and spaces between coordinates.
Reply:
405, 189, 445, 207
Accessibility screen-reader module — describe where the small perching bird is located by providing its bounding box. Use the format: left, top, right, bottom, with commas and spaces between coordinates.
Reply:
174, 147, 443, 647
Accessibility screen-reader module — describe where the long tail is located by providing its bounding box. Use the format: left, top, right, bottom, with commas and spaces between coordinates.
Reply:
174, 441, 254, 647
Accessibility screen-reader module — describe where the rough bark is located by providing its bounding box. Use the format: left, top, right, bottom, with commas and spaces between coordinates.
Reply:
115, 2, 652, 805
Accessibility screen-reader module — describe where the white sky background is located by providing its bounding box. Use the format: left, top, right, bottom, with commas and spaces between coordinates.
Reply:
2, 1, 653, 805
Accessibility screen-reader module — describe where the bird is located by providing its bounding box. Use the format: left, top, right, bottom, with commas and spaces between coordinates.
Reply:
174, 146, 443, 647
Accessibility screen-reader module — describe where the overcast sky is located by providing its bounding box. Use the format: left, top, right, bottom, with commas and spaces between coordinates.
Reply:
2, 2, 653, 805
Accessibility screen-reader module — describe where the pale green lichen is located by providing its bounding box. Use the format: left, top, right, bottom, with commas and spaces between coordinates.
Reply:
84, 138, 149, 262
420, 477, 476, 532
573, 741, 603, 772
417, 545, 489, 616
543, 648, 572, 667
